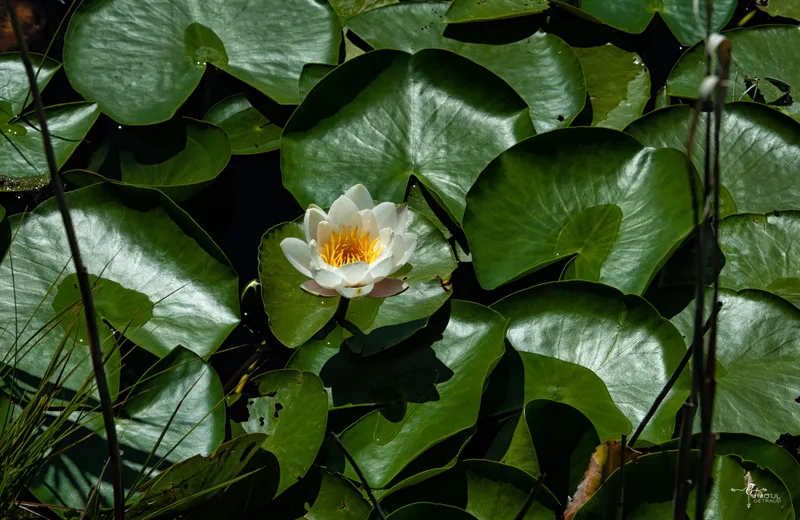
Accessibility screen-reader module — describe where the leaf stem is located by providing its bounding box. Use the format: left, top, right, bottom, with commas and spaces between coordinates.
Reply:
330, 432, 387, 520
514, 472, 546, 520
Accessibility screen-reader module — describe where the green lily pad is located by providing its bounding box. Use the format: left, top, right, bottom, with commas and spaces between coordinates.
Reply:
281, 48, 535, 223
292, 301, 504, 488
573, 44, 650, 130
63, 0, 341, 125
716, 212, 800, 307
0, 52, 60, 119
552, 0, 736, 46
0, 102, 100, 192
756, 0, 800, 21
485, 410, 540, 478
203, 94, 281, 155
377, 460, 556, 519
672, 288, 800, 441
463, 128, 698, 293
30, 347, 226, 510
667, 25, 800, 121
0, 183, 239, 400
329, 0, 399, 20
259, 208, 455, 348
125, 433, 269, 520
492, 282, 688, 445
388, 504, 478, 520
346, 3, 584, 132
85, 117, 231, 200
626, 103, 800, 218
298, 63, 338, 101
239, 369, 328, 498
444, 0, 549, 23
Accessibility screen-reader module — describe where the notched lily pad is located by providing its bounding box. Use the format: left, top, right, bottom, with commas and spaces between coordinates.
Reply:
203, 94, 281, 154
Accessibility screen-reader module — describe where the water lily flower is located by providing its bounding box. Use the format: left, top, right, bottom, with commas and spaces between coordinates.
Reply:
280, 184, 417, 299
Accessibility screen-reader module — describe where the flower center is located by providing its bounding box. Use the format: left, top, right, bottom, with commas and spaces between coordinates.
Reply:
320, 226, 381, 268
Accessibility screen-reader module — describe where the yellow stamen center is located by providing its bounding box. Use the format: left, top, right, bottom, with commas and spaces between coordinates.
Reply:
320, 226, 381, 268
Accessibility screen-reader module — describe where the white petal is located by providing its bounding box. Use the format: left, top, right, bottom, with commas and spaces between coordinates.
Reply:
395, 203, 408, 234
301, 280, 338, 297
335, 261, 370, 285
280, 237, 311, 278
312, 268, 343, 289
397, 233, 417, 266
327, 194, 360, 228
367, 255, 394, 281
304, 205, 327, 243
338, 284, 374, 299
389, 233, 417, 274
309, 241, 323, 269
317, 221, 337, 248
379, 227, 393, 248
368, 278, 408, 298
344, 184, 374, 210
372, 202, 397, 231
359, 210, 379, 240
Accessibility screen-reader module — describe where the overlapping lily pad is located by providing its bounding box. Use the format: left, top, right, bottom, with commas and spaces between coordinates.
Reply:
346, 2, 584, 132
281, 48, 535, 222
0, 183, 239, 400
627, 103, 800, 217
573, 44, 650, 130
203, 95, 281, 154
444, 0, 549, 23
329, 0, 399, 20
463, 128, 698, 293
259, 208, 456, 348
492, 282, 688, 445
30, 347, 226, 510
672, 288, 800, 441
756, 0, 800, 21
291, 301, 505, 488
0, 52, 60, 118
667, 25, 800, 121
63, 0, 342, 124
0, 103, 100, 191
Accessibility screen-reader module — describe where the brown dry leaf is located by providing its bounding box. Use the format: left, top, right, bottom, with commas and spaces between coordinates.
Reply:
562, 440, 642, 520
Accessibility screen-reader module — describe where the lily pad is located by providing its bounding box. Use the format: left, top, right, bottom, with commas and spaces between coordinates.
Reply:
329, 0, 400, 20
259, 208, 455, 348
552, 0, 736, 46
463, 127, 698, 293
667, 25, 800, 121
30, 347, 226, 510
388, 504, 477, 520
492, 282, 688, 445
346, 3, 584, 132
573, 44, 650, 130
281, 48, 535, 223
85, 117, 231, 200
671, 288, 800, 441
626, 103, 800, 218
0, 52, 60, 118
203, 95, 281, 155
756, 0, 800, 21
0, 183, 239, 400
292, 301, 505, 488
63, 0, 342, 124
716, 212, 800, 307
444, 0, 549, 23
0, 102, 100, 192
239, 369, 328, 497
298, 63, 338, 101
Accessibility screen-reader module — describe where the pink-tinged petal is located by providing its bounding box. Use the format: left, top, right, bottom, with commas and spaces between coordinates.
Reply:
368, 278, 408, 298
344, 184, 374, 210
327, 194, 360, 228
301, 280, 338, 297
280, 237, 312, 278
372, 201, 397, 231
395, 203, 408, 234
312, 269, 343, 289
304, 205, 327, 243
335, 261, 370, 285
367, 255, 394, 280
338, 284, 375, 299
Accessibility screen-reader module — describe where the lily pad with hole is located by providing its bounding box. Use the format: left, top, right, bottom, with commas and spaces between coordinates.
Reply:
0, 52, 60, 119
63, 0, 341, 125
463, 127, 699, 293
281, 48, 535, 223
30, 347, 226, 511
346, 3, 584, 132
443, 0, 549, 23
259, 208, 456, 349
0, 183, 239, 401
492, 282, 688, 445
0, 102, 100, 192
667, 25, 800, 121
203, 94, 281, 155
671, 288, 800, 441
626, 103, 800, 218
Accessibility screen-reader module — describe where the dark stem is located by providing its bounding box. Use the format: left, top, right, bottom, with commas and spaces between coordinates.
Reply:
330, 432, 387, 520
514, 472, 547, 520
616, 435, 627, 520
3, 4, 125, 519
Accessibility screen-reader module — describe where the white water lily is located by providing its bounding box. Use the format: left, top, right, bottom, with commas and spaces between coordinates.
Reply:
280, 184, 417, 299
